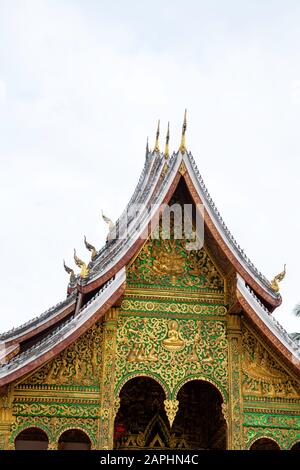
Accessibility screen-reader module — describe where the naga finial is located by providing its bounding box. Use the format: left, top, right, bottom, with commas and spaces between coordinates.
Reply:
63, 260, 75, 283
271, 264, 286, 292
84, 236, 97, 261
73, 249, 89, 279
101, 210, 115, 232
179, 109, 187, 153
164, 122, 170, 159
153, 119, 160, 152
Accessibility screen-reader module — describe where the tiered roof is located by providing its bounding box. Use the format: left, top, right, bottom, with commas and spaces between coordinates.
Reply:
0, 115, 299, 387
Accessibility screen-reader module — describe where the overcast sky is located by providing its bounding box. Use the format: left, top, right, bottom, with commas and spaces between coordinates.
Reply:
0, 0, 299, 334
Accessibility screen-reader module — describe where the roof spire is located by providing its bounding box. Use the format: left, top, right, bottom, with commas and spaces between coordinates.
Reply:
164, 122, 170, 159
154, 119, 160, 152
179, 109, 187, 153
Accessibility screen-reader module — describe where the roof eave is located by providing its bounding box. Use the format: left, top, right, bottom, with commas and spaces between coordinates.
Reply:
237, 274, 300, 375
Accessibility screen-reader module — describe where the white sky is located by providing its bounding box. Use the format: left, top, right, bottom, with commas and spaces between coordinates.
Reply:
0, 0, 299, 334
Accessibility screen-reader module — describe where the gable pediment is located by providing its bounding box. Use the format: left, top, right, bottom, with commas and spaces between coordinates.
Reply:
127, 235, 224, 296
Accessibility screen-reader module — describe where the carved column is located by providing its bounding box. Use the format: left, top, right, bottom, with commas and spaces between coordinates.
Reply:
227, 314, 243, 449
98, 308, 118, 450
0, 389, 15, 450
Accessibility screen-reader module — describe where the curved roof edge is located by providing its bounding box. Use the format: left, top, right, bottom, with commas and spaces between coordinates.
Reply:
237, 274, 300, 374
0, 146, 285, 369
73, 150, 280, 307
0, 269, 126, 386
0, 292, 77, 345
183, 153, 280, 307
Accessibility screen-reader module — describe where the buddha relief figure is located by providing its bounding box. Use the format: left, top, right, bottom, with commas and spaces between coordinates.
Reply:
151, 239, 186, 277
162, 320, 185, 352
127, 343, 139, 362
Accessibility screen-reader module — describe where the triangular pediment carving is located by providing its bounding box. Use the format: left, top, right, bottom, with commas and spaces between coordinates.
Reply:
127, 233, 224, 294
18, 322, 103, 388
242, 324, 300, 399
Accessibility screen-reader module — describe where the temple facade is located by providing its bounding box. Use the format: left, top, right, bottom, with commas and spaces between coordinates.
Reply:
0, 117, 299, 450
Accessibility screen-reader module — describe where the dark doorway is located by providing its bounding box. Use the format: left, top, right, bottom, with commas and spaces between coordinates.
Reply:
114, 377, 226, 450
291, 442, 300, 450
250, 438, 280, 450
172, 380, 227, 449
58, 429, 91, 450
114, 377, 168, 449
15, 427, 48, 450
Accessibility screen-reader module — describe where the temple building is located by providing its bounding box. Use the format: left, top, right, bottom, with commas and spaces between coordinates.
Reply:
0, 114, 299, 450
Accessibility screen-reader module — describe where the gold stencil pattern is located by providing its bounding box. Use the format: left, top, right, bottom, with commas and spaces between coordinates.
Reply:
22, 322, 103, 387
127, 237, 224, 292
242, 326, 300, 399
121, 299, 227, 316
115, 315, 228, 396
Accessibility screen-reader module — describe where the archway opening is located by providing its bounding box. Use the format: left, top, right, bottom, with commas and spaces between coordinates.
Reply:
114, 377, 227, 450
172, 380, 227, 449
250, 438, 280, 450
114, 377, 167, 449
291, 442, 300, 450
58, 429, 91, 450
15, 427, 48, 450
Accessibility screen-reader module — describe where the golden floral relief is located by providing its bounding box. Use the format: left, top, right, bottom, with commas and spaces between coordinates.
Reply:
20, 322, 103, 387
127, 235, 224, 292
242, 326, 300, 399
115, 316, 228, 395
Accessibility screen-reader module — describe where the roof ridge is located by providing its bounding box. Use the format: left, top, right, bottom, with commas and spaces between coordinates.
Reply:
186, 152, 278, 297
0, 291, 77, 342
242, 280, 300, 356
0, 275, 117, 374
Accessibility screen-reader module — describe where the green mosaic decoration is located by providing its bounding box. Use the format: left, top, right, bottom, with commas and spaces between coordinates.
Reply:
127, 237, 224, 293
115, 314, 228, 399
243, 425, 300, 450
5, 231, 300, 450
13, 402, 100, 419
120, 298, 227, 316
244, 412, 300, 429
242, 325, 300, 398
22, 322, 103, 387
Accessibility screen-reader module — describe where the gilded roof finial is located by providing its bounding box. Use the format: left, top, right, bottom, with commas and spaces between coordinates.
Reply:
270, 264, 286, 292
164, 122, 170, 159
154, 119, 160, 152
179, 109, 187, 153
73, 249, 89, 279
63, 260, 75, 283
84, 236, 97, 261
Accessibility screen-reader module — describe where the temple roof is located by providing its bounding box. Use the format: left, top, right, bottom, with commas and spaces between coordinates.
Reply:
1, 121, 299, 385
91, 151, 277, 289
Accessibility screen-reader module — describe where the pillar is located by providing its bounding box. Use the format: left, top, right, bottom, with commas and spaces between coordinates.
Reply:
227, 313, 244, 449
98, 308, 118, 450
0, 390, 15, 450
